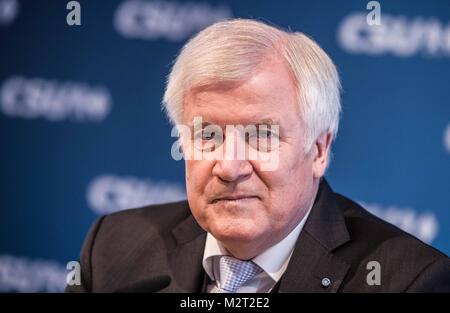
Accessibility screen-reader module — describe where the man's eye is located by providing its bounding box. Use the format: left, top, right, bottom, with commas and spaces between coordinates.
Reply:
257, 130, 274, 138
193, 129, 223, 152
246, 129, 279, 152
246, 129, 275, 140
202, 132, 216, 140
194, 131, 215, 141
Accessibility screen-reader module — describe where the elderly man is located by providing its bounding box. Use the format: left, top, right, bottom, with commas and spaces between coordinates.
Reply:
67, 19, 449, 293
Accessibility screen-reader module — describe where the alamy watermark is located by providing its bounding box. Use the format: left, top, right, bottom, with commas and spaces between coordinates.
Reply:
366, 1, 381, 26
366, 261, 381, 286
66, 261, 81, 286
66, 1, 81, 26
171, 116, 280, 171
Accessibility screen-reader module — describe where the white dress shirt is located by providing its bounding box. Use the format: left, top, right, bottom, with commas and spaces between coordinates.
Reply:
202, 206, 312, 293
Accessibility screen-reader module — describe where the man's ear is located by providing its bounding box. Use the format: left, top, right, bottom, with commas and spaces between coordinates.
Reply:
312, 131, 333, 179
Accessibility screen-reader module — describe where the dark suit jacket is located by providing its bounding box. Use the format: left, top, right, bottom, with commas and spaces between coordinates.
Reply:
66, 179, 450, 292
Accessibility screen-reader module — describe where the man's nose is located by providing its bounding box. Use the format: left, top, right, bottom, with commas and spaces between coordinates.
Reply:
212, 158, 253, 182
212, 129, 253, 182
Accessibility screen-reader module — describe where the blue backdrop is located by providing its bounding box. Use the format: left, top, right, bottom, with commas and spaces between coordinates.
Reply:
1, 0, 449, 292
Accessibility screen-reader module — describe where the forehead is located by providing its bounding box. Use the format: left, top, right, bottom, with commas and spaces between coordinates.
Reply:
183, 59, 299, 127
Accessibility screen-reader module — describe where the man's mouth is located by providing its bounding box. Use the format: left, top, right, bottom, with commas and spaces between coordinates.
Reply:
212, 195, 259, 204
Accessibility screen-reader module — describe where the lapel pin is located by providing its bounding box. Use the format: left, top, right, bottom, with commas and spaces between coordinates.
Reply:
321, 277, 331, 288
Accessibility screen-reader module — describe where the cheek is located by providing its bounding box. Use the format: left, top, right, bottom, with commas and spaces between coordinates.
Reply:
257, 151, 314, 214
186, 161, 206, 196
185, 160, 213, 214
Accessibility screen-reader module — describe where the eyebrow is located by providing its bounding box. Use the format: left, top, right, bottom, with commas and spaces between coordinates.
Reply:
188, 121, 213, 131
188, 119, 278, 129
253, 119, 277, 126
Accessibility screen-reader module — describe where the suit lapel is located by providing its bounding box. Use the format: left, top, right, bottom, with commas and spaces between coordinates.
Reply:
161, 210, 207, 292
278, 179, 351, 292
116, 210, 206, 293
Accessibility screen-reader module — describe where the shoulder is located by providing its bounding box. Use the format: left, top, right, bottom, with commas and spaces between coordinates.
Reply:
334, 193, 449, 291
335, 193, 447, 260
85, 200, 194, 267
96, 200, 192, 237
70, 200, 195, 292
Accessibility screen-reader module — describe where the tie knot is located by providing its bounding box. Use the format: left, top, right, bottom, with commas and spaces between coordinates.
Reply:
218, 255, 262, 293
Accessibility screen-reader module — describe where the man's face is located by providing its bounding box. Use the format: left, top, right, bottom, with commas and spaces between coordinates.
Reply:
182, 58, 324, 259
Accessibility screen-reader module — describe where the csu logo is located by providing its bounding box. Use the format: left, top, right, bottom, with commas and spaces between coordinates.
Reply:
0, 76, 112, 122
338, 12, 450, 58
114, 0, 232, 41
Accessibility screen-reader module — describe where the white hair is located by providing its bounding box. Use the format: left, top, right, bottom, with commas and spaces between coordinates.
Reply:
163, 18, 341, 153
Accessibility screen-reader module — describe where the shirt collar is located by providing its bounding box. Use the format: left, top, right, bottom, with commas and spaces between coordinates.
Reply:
202, 205, 312, 282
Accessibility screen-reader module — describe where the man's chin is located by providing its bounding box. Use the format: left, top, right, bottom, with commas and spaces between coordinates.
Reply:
210, 224, 263, 245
